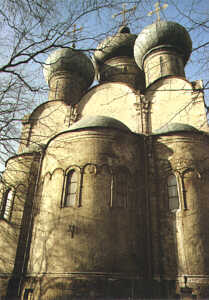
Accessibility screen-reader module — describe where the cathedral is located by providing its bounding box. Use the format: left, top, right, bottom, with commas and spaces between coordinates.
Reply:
0, 14, 209, 300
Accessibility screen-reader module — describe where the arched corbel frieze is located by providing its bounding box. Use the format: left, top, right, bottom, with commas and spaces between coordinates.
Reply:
42, 171, 53, 182
47, 162, 137, 210
170, 158, 201, 211
83, 163, 97, 175
82, 163, 113, 208
40, 169, 65, 209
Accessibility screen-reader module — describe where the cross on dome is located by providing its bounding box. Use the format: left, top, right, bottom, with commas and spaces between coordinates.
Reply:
112, 3, 136, 26
67, 24, 83, 48
147, 1, 168, 22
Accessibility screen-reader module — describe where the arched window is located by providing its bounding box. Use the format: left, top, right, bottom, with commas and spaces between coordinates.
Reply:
1, 188, 14, 221
167, 174, 179, 211
113, 168, 129, 208
23, 288, 33, 300
116, 173, 127, 208
64, 170, 78, 207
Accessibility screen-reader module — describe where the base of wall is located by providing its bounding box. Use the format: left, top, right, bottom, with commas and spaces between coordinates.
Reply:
2, 273, 209, 300
21, 274, 176, 299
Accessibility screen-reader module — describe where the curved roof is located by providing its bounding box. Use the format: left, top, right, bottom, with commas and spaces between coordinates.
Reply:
134, 21, 192, 69
43, 48, 95, 87
69, 115, 131, 132
154, 123, 199, 135
94, 26, 137, 64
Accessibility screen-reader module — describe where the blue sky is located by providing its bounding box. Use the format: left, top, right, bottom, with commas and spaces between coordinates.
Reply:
6, 0, 206, 106
71, 0, 209, 103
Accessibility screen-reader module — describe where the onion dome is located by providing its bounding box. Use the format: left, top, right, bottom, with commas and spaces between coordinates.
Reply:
43, 48, 95, 88
154, 123, 198, 135
93, 26, 145, 90
69, 115, 131, 133
134, 21, 192, 70
94, 26, 137, 64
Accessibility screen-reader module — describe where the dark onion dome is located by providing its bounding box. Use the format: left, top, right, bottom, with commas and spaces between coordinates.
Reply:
134, 21, 192, 70
94, 26, 137, 64
69, 115, 131, 133
153, 123, 199, 135
43, 48, 95, 87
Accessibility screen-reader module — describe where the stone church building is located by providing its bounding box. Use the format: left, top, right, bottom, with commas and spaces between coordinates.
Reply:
0, 19, 209, 299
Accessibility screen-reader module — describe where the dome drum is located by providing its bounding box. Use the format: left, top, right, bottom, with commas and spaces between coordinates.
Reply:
48, 71, 89, 105
98, 56, 145, 89
134, 21, 192, 86
94, 31, 137, 65
43, 48, 95, 105
143, 46, 185, 86
93, 27, 146, 89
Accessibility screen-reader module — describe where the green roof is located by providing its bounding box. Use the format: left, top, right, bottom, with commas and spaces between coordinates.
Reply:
69, 115, 131, 132
154, 123, 199, 135
43, 48, 95, 86
94, 26, 137, 64
134, 21, 192, 69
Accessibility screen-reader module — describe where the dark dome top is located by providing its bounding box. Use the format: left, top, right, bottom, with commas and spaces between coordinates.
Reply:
94, 27, 137, 64
43, 48, 95, 87
69, 115, 131, 132
154, 122, 198, 135
118, 25, 131, 34
134, 21, 192, 69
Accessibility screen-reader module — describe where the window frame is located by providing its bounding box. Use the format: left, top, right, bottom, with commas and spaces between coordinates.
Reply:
62, 166, 81, 208
167, 173, 180, 212
23, 288, 33, 300
1, 187, 15, 221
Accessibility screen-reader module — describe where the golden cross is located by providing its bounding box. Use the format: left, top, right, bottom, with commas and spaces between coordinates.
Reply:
67, 24, 83, 48
147, 1, 168, 22
112, 3, 136, 26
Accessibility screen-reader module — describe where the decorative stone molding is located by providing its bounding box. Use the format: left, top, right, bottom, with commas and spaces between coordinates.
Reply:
169, 159, 197, 173
83, 163, 97, 175
69, 104, 80, 126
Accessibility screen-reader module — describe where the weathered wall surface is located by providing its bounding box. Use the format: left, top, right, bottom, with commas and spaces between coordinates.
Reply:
48, 72, 87, 105
145, 78, 208, 133
0, 153, 40, 298
143, 49, 185, 87
78, 82, 141, 133
18, 101, 72, 153
98, 56, 145, 90
154, 132, 209, 297
26, 128, 146, 299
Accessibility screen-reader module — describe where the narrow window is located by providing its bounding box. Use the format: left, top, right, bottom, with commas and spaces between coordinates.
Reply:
1, 188, 14, 221
117, 173, 127, 207
167, 174, 179, 211
64, 170, 78, 207
23, 288, 33, 300
114, 171, 128, 208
